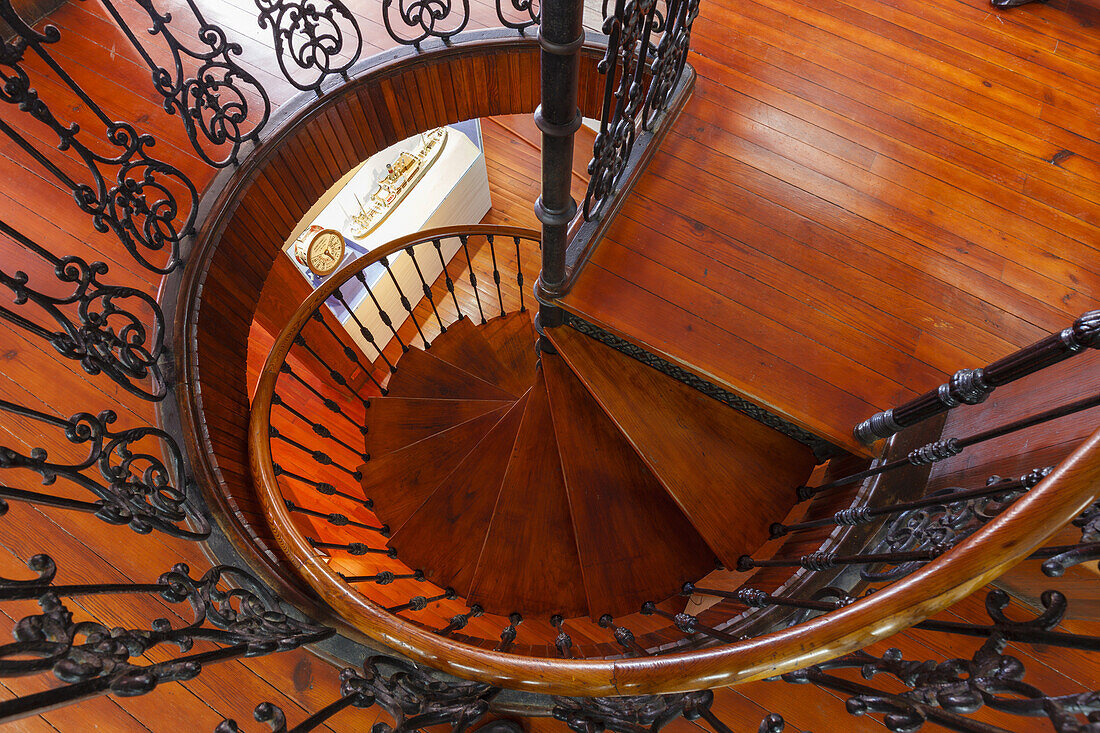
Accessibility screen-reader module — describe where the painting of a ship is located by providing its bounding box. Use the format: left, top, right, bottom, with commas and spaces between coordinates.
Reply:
350, 127, 448, 238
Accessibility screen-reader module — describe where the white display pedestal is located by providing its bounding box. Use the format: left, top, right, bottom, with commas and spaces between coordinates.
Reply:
281, 123, 491, 360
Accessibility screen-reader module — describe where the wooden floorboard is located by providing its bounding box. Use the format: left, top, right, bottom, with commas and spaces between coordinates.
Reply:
562, 0, 1100, 454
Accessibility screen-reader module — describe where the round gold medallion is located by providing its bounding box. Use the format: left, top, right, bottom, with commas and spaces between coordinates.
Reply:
302, 228, 345, 276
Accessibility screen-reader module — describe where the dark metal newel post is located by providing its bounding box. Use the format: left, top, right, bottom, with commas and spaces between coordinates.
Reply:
534, 0, 585, 345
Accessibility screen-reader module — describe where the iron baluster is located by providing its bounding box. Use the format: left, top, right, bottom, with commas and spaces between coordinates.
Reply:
292, 331, 376, 403
380, 254, 429, 348
641, 0, 698, 130
496, 612, 523, 652
355, 271, 408, 352
307, 538, 397, 557
253, 0, 363, 96
308, 311, 381, 399
513, 236, 526, 312
405, 244, 447, 335
332, 286, 397, 374
550, 614, 573, 658
0, 221, 167, 400
495, 0, 540, 30
861, 469, 1056, 583
346, 656, 499, 733
272, 393, 368, 460
597, 614, 648, 656
487, 234, 506, 316
582, 0, 661, 221
459, 236, 487, 324
0, 398, 209, 539
278, 362, 366, 432
640, 601, 742, 644
97, 0, 270, 168
0, 485, 103, 515
737, 548, 947, 572
284, 499, 388, 535
341, 570, 424, 584
437, 604, 484, 636
0, 3, 196, 274
683, 582, 853, 614
774, 468, 1049, 537
782, 590, 1100, 732
552, 690, 718, 733
272, 463, 372, 508
854, 310, 1100, 444
804, 394, 1100, 499
0, 559, 333, 724
386, 587, 457, 614
433, 238, 463, 318
382, 0, 471, 48
218, 692, 369, 733
268, 425, 363, 479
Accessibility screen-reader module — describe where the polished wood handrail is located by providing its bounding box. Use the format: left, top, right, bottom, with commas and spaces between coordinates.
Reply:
251, 227, 1100, 695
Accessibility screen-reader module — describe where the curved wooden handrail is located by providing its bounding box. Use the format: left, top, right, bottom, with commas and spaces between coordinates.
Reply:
250, 226, 1100, 695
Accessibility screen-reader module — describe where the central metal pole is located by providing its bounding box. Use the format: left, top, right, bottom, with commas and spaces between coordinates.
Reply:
534, 0, 585, 351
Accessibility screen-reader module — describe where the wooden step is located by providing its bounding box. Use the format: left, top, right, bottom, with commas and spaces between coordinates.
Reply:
547, 326, 816, 568
468, 369, 589, 618
542, 352, 717, 618
427, 316, 530, 397
384, 347, 517, 400
364, 397, 512, 458
360, 406, 510, 530
479, 311, 537, 387
387, 392, 531, 595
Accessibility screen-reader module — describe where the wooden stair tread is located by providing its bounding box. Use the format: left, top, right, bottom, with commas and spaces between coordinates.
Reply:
427, 317, 530, 397
384, 347, 517, 400
388, 392, 531, 596
468, 369, 589, 618
360, 406, 510, 530
478, 311, 537, 387
542, 352, 717, 618
547, 326, 816, 568
364, 397, 512, 458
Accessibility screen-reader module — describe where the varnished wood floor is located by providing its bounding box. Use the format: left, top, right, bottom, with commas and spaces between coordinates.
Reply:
561, 0, 1100, 456
2, 0, 1099, 729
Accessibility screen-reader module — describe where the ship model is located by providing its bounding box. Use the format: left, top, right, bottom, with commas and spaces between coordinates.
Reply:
349, 127, 448, 238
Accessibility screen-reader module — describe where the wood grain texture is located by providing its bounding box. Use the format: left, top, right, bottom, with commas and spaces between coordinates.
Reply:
424, 316, 531, 397
364, 396, 512, 457
387, 393, 530, 595
548, 326, 816, 569
384, 347, 518, 401
360, 405, 509, 530
469, 369, 588, 617
543, 352, 717, 619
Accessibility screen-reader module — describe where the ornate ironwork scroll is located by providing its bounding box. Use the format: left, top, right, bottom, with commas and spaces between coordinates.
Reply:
552, 689, 722, 733
0, 221, 166, 400
860, 469, 1049, 583
0, 559, 333, 724
495, 0, 539, 31
0, 1, 197, 275
584, 0, 661, 220
783, 589, 1100, 732
642, 0, 697, 129
219, 655, 499, 733
0, 398, 210, 539
99, 0, 271, 168
255, 0, 363, 94
583, 0, 697, 220
382, 0, 471, 48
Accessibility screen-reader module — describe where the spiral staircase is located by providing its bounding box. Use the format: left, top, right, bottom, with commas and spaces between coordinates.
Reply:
362, 309, 813, 619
